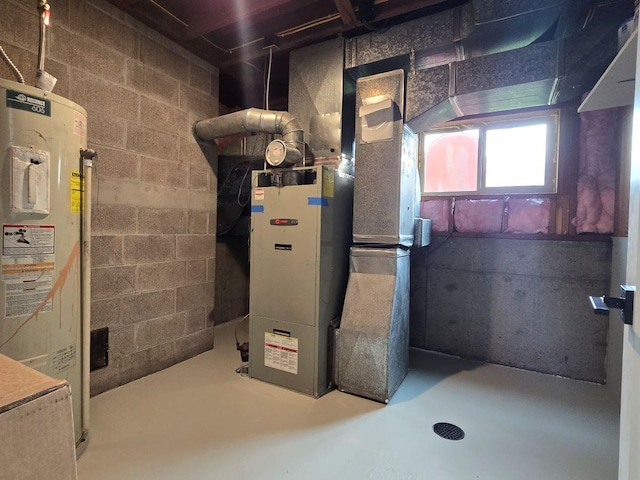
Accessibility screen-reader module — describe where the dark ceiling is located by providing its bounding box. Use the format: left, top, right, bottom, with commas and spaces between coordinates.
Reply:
104, 0, 462, 109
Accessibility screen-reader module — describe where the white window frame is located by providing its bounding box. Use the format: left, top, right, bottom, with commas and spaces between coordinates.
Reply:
420, 111, 559, 196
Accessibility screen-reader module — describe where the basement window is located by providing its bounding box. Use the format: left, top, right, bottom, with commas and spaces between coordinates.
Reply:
421, 112, 558, 196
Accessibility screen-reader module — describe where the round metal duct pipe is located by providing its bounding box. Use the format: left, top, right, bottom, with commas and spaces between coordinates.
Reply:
194, 107, 304, 167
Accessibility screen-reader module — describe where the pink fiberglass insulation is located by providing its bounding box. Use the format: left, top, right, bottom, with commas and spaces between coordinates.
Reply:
505, 198, 550, 234
454, 199, 503, 233
420, 199, 451, 232
573, 107, 619, 234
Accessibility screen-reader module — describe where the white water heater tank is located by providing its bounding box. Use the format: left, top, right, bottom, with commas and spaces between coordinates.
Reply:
0, 77, 87, 445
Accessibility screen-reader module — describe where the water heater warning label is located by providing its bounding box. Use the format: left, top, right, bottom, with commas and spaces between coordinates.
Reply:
2, 224, 55, 256
264, 332, 298, 374
2, 225, 55, 317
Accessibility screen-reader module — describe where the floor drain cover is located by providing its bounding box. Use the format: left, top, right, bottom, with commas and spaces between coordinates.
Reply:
433, 422, 465, 440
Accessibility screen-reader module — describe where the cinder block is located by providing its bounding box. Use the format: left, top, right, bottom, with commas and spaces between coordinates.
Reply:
176, 235, 215, 260
92, 266, 136, 299
140, 96, 190, 138
208, 211, 217, 234
188, 211, 208, 234
123, 235, 176, 264
140, 157, 188, 188
0, 5, 39, 52
187, 260, 207, 285
109, 324, 136, 360
50, 29, 125, 85
87, 112, 126, 149
189, 166, 210, 190
138, 208, 188, 234
174, 328, 214, 363
81, 0, 127, 22
179, 84, 218, 119
179, 138, 214, 168
89, 145, 139, 180
127, 125, 178, 162
69, 72, 138, 121
126, 60, 179, 105
207, 257, 216, 282
91, 297, 123, 329
121, 289, 175, 324
120, 342, 176, 385
92, 204, 137, 235
176, 282, 215, 312
185, 307, 206, 334
69, 1, 138, 58
189, 62, 211, 93
137, 261, 187, 291
89, 360, 121, 397
92, 235, 123, 266
140, 37, 189, 82
136, 312, 187, 351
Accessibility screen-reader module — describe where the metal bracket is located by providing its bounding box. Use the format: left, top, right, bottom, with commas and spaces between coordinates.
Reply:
589, 285, 635, 325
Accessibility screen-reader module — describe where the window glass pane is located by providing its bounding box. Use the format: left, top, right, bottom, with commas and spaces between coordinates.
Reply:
485, 123, 547, 188
423, 129, 479, 192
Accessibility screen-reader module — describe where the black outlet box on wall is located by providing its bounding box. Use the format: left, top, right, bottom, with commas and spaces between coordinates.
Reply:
90, 327, 109, 371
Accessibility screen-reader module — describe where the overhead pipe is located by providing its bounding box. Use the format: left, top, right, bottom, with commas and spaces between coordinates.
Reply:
37, 0, 50, 72
194, 108, 305, 167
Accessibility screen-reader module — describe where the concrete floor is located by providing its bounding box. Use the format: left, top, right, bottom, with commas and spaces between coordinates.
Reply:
77, 320, 620, 480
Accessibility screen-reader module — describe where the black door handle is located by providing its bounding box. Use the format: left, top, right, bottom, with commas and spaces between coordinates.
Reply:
589, 285, 635, 325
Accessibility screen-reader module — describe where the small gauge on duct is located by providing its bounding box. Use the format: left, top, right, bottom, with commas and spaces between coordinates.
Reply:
265, 139, 300, 167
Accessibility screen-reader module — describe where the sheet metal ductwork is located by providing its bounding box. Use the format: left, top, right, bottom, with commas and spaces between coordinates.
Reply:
194, 108, 305, 166
346, 0, 630, 131
415, 0, 601, 70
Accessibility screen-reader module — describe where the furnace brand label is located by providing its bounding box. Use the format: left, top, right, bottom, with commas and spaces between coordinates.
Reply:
6, 89, 51, 116
254, 187, 265, 200
264, 332, 299, 374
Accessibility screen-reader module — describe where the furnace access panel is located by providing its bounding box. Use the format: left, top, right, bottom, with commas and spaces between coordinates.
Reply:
249, 165, 352, 397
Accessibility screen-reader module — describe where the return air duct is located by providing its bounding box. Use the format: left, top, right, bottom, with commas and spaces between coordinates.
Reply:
194, 108, 305, 167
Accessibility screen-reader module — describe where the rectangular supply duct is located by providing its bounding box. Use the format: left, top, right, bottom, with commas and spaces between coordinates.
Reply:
352, 70, 416, 247
338, 247, 410, 403
338, 69, 419, 403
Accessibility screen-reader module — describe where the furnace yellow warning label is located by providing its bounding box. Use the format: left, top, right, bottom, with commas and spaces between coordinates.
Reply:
264, 332, 298, 374
70, 170, 84, 213
322, 169, 334, 198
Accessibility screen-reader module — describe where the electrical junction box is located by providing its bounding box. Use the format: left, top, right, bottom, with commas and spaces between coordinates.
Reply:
249, 165, 353, 397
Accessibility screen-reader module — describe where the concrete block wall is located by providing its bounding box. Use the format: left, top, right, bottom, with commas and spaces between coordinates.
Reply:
0, 0, 219, 395
410, 237, 612, 383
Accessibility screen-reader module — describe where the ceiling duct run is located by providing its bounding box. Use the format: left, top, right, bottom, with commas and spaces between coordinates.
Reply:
346, 0, 631, 131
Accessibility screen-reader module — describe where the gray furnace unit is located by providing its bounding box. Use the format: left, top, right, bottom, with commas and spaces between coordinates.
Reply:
249, 165, 353, 397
